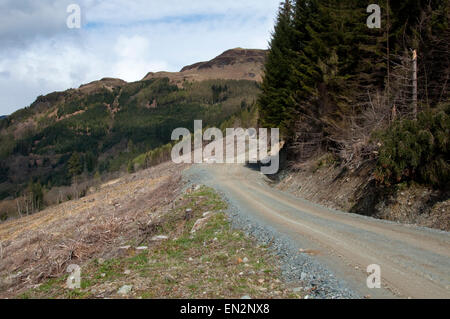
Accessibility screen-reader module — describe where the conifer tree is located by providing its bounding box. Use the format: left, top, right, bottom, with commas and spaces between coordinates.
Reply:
258, 0, 295, 135
68, 152, 83, 177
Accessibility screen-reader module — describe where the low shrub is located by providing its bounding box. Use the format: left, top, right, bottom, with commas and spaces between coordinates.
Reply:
374, 103, 449, 187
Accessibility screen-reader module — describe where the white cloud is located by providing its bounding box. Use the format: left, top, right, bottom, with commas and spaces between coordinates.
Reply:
0, 0, 279, 114
113, 35, 169, 81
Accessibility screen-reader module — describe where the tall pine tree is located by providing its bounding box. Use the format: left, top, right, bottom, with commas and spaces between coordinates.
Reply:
258, 0, 295, 136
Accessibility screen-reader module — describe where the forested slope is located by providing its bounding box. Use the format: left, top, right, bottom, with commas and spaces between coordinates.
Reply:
0, 49, 264, 210
259, 0, 449, 188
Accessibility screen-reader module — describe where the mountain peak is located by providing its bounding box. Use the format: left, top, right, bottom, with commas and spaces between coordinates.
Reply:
180, 48, 267, 73
143, 48, 267, 83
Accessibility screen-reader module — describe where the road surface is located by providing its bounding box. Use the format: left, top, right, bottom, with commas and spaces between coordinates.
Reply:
186, 162, 450, 299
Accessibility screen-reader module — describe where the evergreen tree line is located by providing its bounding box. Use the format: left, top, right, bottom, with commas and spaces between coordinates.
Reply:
259, 0, 448, 141
259, 0, 449, 186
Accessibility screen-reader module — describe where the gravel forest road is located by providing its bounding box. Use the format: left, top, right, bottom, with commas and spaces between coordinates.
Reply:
186, 163, 450, 299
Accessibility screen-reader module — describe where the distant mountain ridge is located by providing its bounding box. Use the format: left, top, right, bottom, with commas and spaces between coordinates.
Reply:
37, 48, 266, 98
143, 48, 267, 84
69, 48, 267, 96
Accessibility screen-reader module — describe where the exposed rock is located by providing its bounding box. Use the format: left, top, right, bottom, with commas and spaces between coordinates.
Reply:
185, 208, 194, 220
164, 274, 176, 283
151, 235, 169, 241
300, 272, 307, 281
203, 211, 213, 218
118, 285, 133, 295
190, 216, 211, 233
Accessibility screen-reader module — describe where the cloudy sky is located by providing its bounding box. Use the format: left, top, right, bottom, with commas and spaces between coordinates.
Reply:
0, 0, 279, 115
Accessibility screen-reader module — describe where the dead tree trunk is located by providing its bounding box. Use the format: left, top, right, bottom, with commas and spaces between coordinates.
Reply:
16, 198, 22, 218
412, 49, 418, 120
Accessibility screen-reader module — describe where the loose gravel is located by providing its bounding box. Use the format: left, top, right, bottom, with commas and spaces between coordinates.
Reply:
184, 165, 359, 299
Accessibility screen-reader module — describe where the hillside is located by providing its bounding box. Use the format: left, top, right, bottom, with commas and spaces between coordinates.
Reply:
0, 162, 296, 299
0, 49, 265, 211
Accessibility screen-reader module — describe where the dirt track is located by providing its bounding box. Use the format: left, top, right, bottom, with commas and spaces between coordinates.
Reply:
186, 163, 450, 299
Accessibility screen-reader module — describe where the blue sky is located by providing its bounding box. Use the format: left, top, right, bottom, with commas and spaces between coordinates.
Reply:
0, 0, 280, 114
